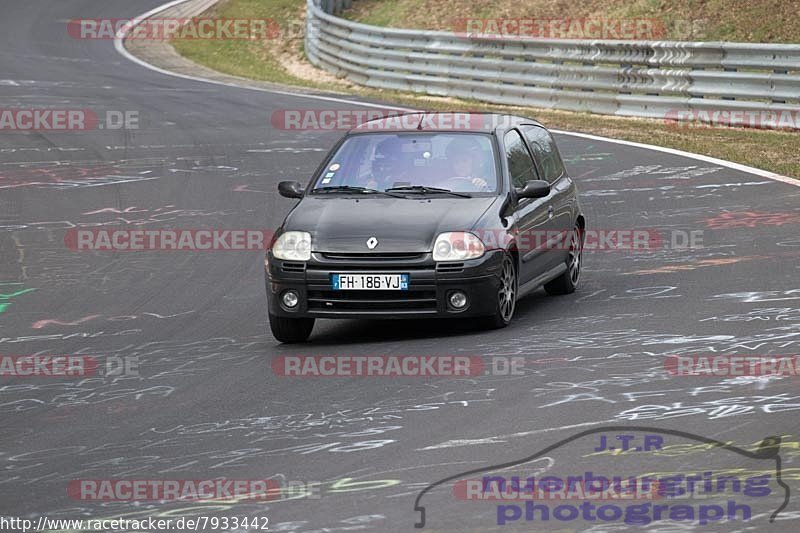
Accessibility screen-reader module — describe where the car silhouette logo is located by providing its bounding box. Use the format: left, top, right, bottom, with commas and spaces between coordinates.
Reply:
366, 237, 379, 249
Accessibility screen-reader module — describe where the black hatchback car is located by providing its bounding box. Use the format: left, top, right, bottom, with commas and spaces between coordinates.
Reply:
265, 112, 585, 342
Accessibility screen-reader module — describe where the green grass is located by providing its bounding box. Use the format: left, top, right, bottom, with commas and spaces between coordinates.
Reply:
170, 0, 800, 177
172, 0, 315, 86
347, 0, 427, 28
343, 0, 800, 43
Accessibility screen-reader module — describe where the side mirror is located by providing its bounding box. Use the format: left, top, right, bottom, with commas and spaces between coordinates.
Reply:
278, 181, 305, 199
516, 180, 550, 199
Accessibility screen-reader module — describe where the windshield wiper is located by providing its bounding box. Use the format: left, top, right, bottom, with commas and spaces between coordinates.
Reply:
312, 185, 404, 198
385, 185, 472, 198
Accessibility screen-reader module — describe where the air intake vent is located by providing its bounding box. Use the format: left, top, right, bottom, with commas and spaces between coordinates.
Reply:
281, 262, 306, 273
436, 262, 464, 273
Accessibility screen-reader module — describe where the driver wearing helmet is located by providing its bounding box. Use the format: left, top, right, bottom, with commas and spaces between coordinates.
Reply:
365, 137, 411, 190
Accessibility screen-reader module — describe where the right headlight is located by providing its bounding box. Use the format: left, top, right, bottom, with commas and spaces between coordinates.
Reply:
272, 231, 312, 261
433, 232, 485, 262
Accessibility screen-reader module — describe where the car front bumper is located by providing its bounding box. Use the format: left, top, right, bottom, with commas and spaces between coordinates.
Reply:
265, 250, 505, 319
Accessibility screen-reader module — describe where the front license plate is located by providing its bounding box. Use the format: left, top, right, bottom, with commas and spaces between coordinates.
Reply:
332, 273, 409, 290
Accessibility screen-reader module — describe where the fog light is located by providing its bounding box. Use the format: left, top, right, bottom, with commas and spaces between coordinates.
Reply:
282, 290, 299, 309
449, 291, 468, 309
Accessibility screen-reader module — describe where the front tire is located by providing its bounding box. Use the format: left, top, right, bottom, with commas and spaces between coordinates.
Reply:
269, 313, 314, 343
544, 224, 583, 295
482, 253, 517, 329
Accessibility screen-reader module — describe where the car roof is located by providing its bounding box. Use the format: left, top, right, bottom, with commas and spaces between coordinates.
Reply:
348, 111, 544, 133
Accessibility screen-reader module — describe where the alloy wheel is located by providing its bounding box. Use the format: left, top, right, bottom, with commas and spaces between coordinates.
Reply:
498, 256, 516, 322
568, 227, 582, 285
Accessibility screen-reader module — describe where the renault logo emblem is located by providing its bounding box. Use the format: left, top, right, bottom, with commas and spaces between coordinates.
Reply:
366, 237, 379, 249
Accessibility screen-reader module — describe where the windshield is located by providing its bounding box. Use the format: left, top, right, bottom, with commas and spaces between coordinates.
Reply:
312, 133, 499, 194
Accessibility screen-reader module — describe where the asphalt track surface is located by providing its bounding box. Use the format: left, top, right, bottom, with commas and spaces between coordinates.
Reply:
2, 1, 800, 531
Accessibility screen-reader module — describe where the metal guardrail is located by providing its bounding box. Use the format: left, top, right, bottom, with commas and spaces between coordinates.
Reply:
305, 0, 800, 129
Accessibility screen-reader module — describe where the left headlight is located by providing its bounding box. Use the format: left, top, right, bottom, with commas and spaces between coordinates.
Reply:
272, 231, 312, 261
433, 232, 485, 262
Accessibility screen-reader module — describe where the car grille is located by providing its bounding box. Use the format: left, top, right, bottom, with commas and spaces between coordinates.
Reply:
320, 252, 426, 261
309, 251, 431, 272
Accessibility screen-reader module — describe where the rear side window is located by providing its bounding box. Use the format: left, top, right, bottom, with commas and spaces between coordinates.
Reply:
503, 129, 538, 188
522, 125, 566, 184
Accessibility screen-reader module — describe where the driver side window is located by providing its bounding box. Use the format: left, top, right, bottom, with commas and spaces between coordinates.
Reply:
522, 125, 566, 184
504, 130, 538, 188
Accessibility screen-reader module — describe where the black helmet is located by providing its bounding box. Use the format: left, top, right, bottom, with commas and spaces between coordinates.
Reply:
372, 137, 406, 176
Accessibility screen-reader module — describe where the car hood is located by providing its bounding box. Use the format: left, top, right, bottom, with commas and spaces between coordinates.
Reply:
283, 196, 498, 253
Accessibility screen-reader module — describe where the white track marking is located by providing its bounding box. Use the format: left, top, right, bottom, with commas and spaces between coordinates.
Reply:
552, 130, 800, 187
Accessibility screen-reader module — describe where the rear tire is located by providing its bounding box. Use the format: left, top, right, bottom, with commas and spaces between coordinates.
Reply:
481, 253, 517, 329
544, 223, 583, 295
269, 313, 314, 343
